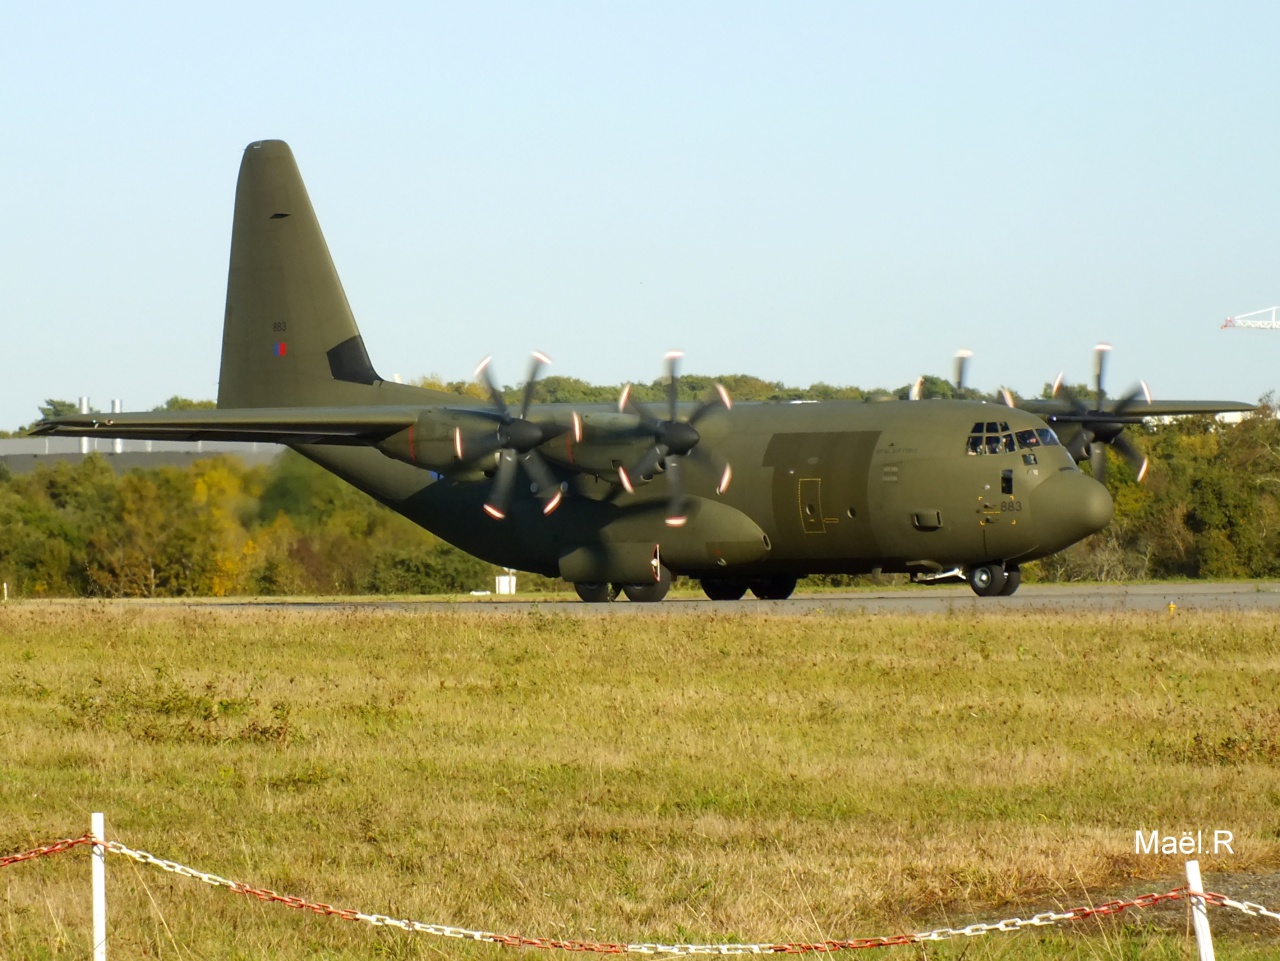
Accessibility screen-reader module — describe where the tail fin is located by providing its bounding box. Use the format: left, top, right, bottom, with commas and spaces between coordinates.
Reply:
218, 140, 385, 408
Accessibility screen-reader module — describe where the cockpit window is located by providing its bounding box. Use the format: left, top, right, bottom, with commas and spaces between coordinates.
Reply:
966, 424, 1062, 454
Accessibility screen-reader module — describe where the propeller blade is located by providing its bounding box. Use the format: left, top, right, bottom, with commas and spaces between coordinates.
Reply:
664, 349, 683, 422
1093, 342, 1111, 409
627, 444, 668, 486
954, 349, 973, 391
474, 355, 509, 419
1089, 443, 1107, 484
1112, 432, 1149, 482
521, 450, 561, 504
664, 454, 687, 527
519, 351, 551, 420
1111, 383, 1148, 418
909, 376, 923, 401
688, 382, 732, 424
688, 444, 733, 495
455, 429, 505, 465
483, 449, 520, 520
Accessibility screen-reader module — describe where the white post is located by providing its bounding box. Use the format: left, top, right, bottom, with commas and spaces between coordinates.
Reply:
1186, 859, 1214, 961
92, 812, 106, 961
111, 401, 122, 455
79, 397, 90, 456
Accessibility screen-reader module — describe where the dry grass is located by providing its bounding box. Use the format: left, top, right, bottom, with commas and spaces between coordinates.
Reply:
2, 601, 1279, 959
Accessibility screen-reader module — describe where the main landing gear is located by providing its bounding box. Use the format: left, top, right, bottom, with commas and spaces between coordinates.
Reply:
573, 570, 800, 603
699, 575, 797, 601
967, 563, 1021, 597
573, 566, 673, 603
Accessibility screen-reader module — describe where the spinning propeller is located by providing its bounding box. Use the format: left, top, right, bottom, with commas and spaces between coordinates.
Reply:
617, 350, 733, 528
909, 349, 973, 400
454, 352, 569, 519
1047, 343, 1150, 483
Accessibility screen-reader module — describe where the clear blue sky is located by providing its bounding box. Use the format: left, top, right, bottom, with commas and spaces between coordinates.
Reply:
4, 2, 1279, 428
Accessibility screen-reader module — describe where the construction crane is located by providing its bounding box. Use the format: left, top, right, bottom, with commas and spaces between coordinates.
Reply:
1223, 307, 1280, 329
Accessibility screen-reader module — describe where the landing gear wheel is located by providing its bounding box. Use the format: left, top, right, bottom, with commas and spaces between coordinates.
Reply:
574, 582, 619, 603
998, 567, 1021, 596
622, 566, 672, 603
701, 577, 748, 601
749, 575, 797, 600
967, 564, 1008, 597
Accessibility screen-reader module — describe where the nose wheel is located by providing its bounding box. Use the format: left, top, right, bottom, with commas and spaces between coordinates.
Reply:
968, 564, 1019, 596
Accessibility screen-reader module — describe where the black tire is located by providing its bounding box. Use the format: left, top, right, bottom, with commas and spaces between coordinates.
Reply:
701, 577, 748, 601
621, 566, 672, 603
968, 564, 1008, 597
574, 582, 618, 603
749, 575, 797, 600
998, 568, 1021, 596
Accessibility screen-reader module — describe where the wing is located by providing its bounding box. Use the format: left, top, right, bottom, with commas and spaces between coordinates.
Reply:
1018, 398, 1256, 421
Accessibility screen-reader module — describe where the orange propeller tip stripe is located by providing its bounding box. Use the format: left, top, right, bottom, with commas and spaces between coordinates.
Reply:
717, 464, 733, 496
483, 504, 506, 520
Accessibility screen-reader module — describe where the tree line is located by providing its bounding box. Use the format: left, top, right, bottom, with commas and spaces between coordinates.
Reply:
1, 384, 1277, 597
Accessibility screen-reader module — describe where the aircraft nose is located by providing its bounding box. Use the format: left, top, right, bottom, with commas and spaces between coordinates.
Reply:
1031, 469, 1113, 554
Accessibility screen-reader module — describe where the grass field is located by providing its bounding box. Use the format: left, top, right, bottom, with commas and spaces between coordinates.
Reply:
2, 601, 1279, 959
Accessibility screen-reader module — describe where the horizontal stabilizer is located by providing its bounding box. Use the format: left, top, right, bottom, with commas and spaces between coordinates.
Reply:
31, 406, 428, 446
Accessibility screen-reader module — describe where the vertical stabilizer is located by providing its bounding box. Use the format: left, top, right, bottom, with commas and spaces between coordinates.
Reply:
218, 140, 383, 408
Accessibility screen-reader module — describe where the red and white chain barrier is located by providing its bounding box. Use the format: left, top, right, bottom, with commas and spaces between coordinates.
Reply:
4, 829, 1277, 955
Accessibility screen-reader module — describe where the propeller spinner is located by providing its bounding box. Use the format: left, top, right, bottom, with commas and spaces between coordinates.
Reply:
617, 350, 733, 528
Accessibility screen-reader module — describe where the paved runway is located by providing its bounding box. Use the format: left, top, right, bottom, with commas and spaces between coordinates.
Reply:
194, 582, 1280, 615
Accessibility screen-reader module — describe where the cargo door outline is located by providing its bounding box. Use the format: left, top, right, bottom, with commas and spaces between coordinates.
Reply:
799, 477, 839, 534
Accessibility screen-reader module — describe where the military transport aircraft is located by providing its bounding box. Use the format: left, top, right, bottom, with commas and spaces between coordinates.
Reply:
34, 140, 1255, 602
